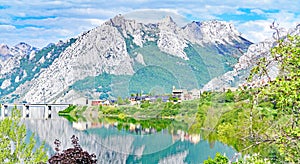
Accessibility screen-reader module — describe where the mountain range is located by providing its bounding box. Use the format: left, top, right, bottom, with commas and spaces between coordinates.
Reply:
1, 14, 255, 103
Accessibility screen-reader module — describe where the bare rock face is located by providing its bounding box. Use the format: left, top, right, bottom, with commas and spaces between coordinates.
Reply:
199, 20, 241, 44
0, 43, 37, 90
0, 43, 36, 75
1, 15, 251, 103
157, 16, 189, 60
203, 24, 300, 91
24, 17, 135, 103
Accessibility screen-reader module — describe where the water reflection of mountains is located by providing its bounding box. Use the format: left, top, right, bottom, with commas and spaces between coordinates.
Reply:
23, 109, 237, 163
73, 121, 201, 144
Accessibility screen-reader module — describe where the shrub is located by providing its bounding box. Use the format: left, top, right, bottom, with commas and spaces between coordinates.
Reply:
48, 135, 97, 164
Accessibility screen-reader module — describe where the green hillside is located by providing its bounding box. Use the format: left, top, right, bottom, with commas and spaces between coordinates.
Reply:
70, 40, 248, 99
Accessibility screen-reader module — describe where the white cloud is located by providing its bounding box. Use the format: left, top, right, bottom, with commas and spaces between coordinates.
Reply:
250, 9, 265, 15
0, 0, 299, 47
0, 24, 16, 31
124, 9, 189, 27
267, 10, 300, 27
88, 19, 105, 26
235, 11, 300, 43
236, 20, 274, 42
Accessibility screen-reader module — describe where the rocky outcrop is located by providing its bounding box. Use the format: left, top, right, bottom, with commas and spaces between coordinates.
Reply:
203, 24, 300, 91
0, 42, 36, 77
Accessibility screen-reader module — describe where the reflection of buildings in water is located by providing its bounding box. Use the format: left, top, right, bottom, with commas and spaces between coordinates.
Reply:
24, 114, 235, 163
24, 117, 135, 163
128, 123, 157, 135
171, 129, 201, 144
73, 121, 111, 130
72, 122, 91, 131
190, 134, 201, 144
77, 120, 159, 135
91, 122, 105, 128
129, 123, 136, 131
73, 120, 201, 144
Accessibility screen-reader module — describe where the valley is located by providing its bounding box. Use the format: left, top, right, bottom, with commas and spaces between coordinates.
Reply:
0, 7, 299, 163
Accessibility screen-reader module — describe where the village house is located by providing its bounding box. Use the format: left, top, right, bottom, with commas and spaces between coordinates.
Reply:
72, 122, 91, 131
188, 89, 201, 99
172, 86, 188, 102
91, 99, 110, 106
172, 86, 201, 102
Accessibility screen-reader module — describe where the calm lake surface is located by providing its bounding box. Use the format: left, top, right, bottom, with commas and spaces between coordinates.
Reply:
23, 107, 237, 163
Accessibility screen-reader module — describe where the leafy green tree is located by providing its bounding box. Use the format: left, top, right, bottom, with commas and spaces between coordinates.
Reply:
0, 107, 48, 163
225, 89, 235, 102
204, 153, 229, 164
204, 153, 271, 164
140, 100, 150, 108
124, 98, 131, 105
206, 25, 299, 163
117, 96, 124, 105
249, 34, 300, 162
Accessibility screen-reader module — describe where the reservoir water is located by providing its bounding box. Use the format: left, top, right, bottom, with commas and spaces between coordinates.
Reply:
22, 107, 237, 163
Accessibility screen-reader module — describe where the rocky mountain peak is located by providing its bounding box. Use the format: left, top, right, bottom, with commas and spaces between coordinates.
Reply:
0, 44, 10, 56
199, 20, 241, 44
15, 42, 31, 48
0, 42, 35, 58
14, 42, 34, 55
158, 16, 178, 30
184, 21, 201, 29
108, 14, 127, 26
160, 16, 176, 24
0, 42, 37, 78
182, 21, 203, 43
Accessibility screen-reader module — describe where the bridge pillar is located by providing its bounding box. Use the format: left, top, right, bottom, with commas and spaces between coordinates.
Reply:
48, 105, 52, 119
4, 104, 8, 117
25, 105, 30, 118
45, 105, 52, 119
0, 104, 4, 119
0, 104, 9, 118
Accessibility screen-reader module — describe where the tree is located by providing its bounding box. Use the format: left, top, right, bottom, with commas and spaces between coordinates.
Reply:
225, 89, 235, 102
203, 153, 229, 164
203, 153, 271, 164
140, 100, 150, 108
205, 24, 299, 163
117, 96, 124, 105
249, 31, 300, 163
0, 107, 48, 163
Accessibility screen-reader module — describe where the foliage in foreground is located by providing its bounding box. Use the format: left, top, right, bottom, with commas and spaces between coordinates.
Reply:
48, 135, 97, 164
204, 26, 300, 163
247, 31, 300, 163
204, 153, 271, 164
0, 107, 48, 163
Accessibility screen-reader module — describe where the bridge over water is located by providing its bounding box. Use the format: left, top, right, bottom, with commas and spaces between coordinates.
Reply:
0, 104, 71, 120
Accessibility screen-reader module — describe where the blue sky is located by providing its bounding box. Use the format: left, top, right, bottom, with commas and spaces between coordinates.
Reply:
0, 0, 299, 48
